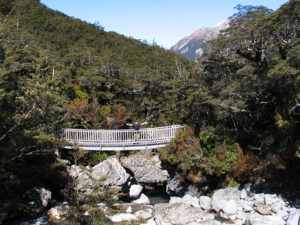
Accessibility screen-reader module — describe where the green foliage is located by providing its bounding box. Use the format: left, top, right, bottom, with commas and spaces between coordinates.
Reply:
199, 131, 217, 157
91, 152, 108, 165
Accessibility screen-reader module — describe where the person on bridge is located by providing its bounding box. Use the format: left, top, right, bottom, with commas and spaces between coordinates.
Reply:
126, 121, 148, 142
126, 121, 147, 130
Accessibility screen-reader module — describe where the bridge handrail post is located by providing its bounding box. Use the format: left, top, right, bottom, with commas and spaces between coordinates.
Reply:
122, 131, 125, 150
100, 132, 102, 150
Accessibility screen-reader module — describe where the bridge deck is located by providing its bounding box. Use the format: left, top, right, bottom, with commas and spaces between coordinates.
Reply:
62, 125, 183, 151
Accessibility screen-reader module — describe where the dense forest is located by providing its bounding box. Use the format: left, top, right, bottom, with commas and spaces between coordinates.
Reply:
1, 0, 300, 223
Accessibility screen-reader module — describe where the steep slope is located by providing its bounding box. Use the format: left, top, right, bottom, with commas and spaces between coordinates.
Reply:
171, 20, 229, 61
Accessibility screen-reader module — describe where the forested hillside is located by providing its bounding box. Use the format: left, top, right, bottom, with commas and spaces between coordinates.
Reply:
160, 1, 300, 189
0, 0, 196, 221
1, 0, 300, 223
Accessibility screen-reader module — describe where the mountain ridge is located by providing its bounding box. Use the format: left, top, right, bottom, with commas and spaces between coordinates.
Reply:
171, 20, 229, 61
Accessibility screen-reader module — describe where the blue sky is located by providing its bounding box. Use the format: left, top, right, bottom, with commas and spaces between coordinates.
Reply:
40, 0, 288, 49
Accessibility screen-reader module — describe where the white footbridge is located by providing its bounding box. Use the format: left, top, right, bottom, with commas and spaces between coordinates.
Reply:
62, 125, 183, 151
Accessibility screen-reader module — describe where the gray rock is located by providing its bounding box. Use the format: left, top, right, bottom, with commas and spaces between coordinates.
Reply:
69, 165, 93, 191
132, 193, 151, 205
222, 200, 237, 215
277, 209, 289, 220
186, 221, 221, 225
110, 213, 138, 222
254, 193, 265, 206
212, 200, 227, 212
255, 205, 272, 215
182, 194, 201, 208
236, 200, 253, 212
154, 203, 214, 225
240, 189, 248, 199
245, 213, 285, 225
286, 208, 300, 225
121, 154, 169, 184
134, 210, 152, 220
200, 196, 212, 212
169, 196, 182, 204
23, 186, 52, 213
243, 183, 252, 195
91, 156, 130, 187
166, 174, 188, 196
211, 187, 241, 205
185, 185, 201, 198
264, 194, 276, 205
272, 203, 282, 213
169, 194, 200, 208
129, 184, 143, 198
141, 218, 156, 225
126, 206, 132, 213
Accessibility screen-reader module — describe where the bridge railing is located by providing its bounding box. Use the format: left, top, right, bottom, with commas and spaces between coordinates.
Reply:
62, 125, 183, 148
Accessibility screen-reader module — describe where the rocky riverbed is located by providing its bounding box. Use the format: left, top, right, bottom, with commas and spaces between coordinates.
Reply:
20, 153, 300, 225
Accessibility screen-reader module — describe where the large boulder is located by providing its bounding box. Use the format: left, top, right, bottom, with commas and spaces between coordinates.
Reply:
211, 187, 240, 211
121, 154, 169, 184
200, 196, 212, 212
166, 173, 188, 196
154, 203, 214, 225
129, 184, 143, 198
22, 186, 52, 214
169, 194, 200, 208
91, 156, 130, 187
245, 213, 285, 225
69, 165, 93, 191
286, 208, 300, 225
132, 193, 151, 205
134, 210, 152, 220
110, 213, 139, 222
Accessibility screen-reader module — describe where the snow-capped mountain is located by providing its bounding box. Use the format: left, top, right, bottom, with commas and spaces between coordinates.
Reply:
171, 20, 229, 61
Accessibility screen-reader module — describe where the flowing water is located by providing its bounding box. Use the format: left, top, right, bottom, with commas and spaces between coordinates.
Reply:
144, 189, 170, 205
10, 215, 48, 225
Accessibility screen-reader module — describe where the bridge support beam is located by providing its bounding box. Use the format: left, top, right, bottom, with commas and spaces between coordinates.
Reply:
63, 144, 167, 151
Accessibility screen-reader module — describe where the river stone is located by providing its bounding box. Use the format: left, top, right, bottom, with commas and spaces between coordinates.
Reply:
126, 206, 132, 213
200, 196, 212, 212
211, 187, 241, 205
245, 213, 285, 225
91, 156, 130, 187
132, 193, 151, 205
254, 193, 265, 206
169, 195, 200, 207
236, 200, 253, 212
182, 194, 201, 207
255, 205, 272, 215
277, 209, 289, 220
222, 200, 237, 215
110, 213, 139, 222
154, 203, 214, 225
272, 203, 282, 213
240, 189, 248, 199
69, 165, 93, 191
121, 154, 169, 184
134, 210, 152, 220
23, 186, 52, 213
243, 183, 252, 195
286, 208, 300, 225
212, 200, 227, 212
47, 208, 60, 220
166, 175, 188, 196
186, 221, 221, 225
141, 218, 156, 225
169, 196, 182, 204
264, 194, 276, 205
129, 184, 143, 198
